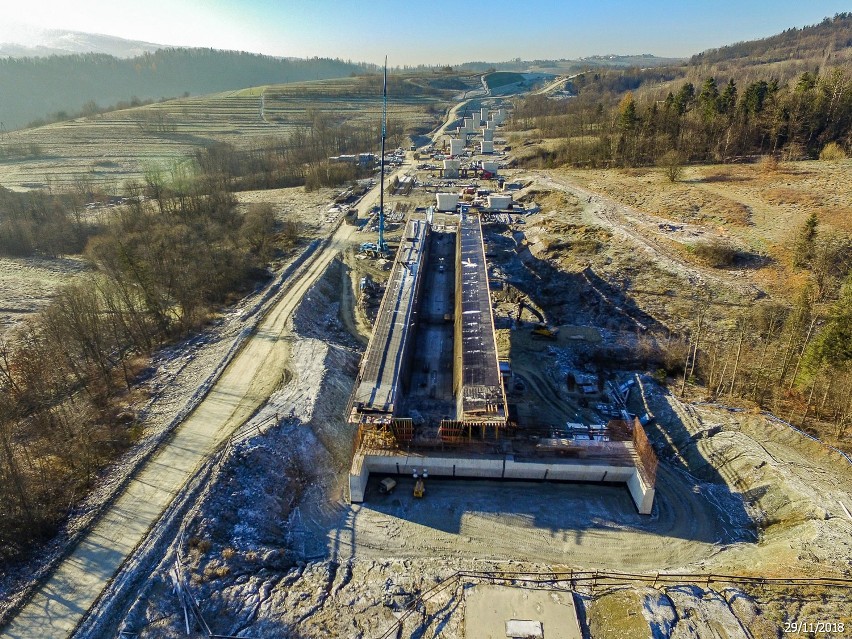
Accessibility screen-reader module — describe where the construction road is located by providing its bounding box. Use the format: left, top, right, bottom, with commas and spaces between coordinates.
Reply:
0, 168, 403, 639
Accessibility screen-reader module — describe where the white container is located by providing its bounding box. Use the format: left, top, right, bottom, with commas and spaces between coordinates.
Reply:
449, 138, 465, 156
486, 119, 496, 130
482, 161, 499, 174
436, 192, 460, 211
481, 107, 489, 122
482, 128, 494, 141
481, 140, 494, 154
487, 194, 512, 210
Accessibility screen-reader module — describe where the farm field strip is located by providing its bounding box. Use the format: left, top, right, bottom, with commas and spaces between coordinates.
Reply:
0, 80, 446, 191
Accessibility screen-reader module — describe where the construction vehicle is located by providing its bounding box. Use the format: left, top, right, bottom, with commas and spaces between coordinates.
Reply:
412, 468, 427, 498
378, 477, 397, 494
531, 325, 559, 340
359, 241, 387, 258
413, 478, 425, 498
516, 298, 559, 340
515, 297, 544, 326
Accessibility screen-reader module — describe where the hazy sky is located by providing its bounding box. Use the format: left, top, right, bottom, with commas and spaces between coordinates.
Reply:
2, 0, 850, 64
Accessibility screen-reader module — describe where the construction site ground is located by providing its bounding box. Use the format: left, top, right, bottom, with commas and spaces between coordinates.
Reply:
3, 119, 852, 638
116, 246, 851, 638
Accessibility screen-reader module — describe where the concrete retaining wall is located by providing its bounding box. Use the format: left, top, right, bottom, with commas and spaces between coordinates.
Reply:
349, 453, 654, 514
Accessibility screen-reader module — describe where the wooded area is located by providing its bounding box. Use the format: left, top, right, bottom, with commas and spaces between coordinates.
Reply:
0, 157, 286, 561
511, 67, 852, 167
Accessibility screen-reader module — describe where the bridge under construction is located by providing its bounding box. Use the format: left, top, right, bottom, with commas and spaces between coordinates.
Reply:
347, 212, 657, 513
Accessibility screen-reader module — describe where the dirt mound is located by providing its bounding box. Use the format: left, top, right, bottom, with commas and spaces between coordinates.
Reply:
640, 380, 852, 576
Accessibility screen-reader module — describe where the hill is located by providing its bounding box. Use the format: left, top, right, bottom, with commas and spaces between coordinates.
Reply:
453, 55, 683, 74
0, 49, 373, 131
0, 74, 450, 192
690, 12, 852, 80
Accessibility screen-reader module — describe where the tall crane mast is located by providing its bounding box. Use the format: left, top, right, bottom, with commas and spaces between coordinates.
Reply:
378, 57, 388, 255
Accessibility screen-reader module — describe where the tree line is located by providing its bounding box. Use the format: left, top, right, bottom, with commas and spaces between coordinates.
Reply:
0, 186, 101, 256
675, 284, 852, 447
511, 68, 851, 167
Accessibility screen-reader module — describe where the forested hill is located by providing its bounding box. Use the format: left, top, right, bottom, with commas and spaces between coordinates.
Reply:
0, 48, 372, 130
690, 12, 852, 72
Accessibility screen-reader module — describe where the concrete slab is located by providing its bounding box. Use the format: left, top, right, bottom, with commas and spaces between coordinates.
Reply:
465, 585, 582, 639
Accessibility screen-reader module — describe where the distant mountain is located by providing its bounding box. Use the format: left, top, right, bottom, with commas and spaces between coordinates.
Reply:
0, 24, 164, 59
0, 49, 372, 130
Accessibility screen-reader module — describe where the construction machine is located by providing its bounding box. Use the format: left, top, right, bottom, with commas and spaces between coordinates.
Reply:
515, 297, 544, 326
531, 325, 559, 340
413, 478, 425, 498
378, 477, 397, 494
516, 298, 559, 340
412, 468, 427, 498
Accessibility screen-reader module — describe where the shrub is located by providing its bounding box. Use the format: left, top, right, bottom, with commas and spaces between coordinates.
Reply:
692, 240, 740, 268
759, 154, 779, 173
658, 150, 684, 183
819, 142, 847, 161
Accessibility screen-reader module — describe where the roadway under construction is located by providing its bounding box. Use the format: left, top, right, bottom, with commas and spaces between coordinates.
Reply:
348, 212, 657, 513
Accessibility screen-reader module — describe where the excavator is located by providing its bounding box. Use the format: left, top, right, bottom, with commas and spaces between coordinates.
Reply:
516, 298, 559, 340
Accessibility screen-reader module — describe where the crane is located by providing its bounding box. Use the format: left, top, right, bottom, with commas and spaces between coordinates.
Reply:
377, 57, 389, 256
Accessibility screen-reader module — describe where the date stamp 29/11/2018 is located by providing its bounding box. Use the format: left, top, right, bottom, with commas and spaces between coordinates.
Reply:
783, 621, 846, 634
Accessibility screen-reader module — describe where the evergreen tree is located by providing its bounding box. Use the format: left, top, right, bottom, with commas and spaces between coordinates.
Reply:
719, 79, 737, 115
793, 212, 819, 268
674, 82, 696, 115
807, 274, 852, 368
618, 92, 638, 131
698, 77, 720, 121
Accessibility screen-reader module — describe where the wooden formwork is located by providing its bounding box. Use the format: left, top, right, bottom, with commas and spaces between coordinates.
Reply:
392, 418, 414, 443
439, 419, 506, 444
631, 418, 659, 487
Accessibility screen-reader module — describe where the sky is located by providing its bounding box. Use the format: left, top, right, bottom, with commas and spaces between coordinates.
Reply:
1, 0, 850, 65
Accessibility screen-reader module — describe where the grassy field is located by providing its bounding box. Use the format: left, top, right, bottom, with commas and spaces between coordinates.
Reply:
0, 76, 451, 192
555, 159, 852, 297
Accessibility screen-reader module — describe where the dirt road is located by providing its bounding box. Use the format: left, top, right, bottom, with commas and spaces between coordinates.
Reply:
0, 169, 406, 639
532, 171, 765, 300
